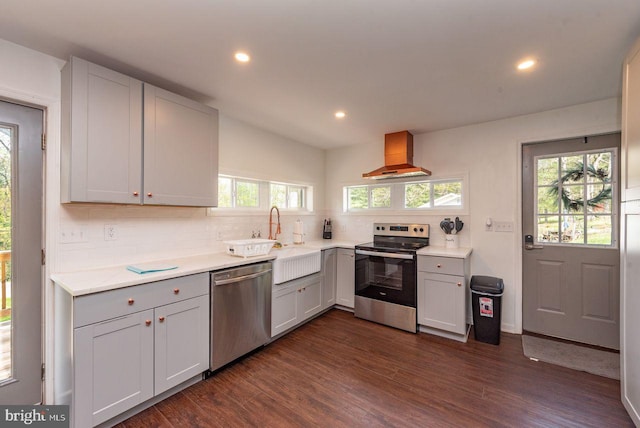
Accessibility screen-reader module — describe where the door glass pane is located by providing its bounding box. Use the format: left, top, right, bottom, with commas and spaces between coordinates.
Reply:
562, 185, 585, 213
561, 215, 584, 244
538, 186, 559, 214
587, 215, 612, 245
537, 157, 558, 185
0, 126, 12, 382
561, 155, 585, 184
587, 184, 612, 213
536, 149, 615, 246
538, 215, 559, 242
587, 152, 612, 183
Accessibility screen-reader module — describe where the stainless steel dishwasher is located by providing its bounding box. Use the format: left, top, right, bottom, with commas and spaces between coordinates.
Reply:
210, 261, 272, 371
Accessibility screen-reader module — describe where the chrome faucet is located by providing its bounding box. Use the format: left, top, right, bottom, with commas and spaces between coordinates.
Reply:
268, 206, 281, 240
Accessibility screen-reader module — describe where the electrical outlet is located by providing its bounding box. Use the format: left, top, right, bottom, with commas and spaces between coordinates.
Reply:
216, 231, 223, 241
494, 221, 514, 233
341, 224, 347, 233
104, 224, 118, 241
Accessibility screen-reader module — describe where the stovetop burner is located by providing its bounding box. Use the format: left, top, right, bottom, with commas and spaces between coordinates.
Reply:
355, 223, 430, 254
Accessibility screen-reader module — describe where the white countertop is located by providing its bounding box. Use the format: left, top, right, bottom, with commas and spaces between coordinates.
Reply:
51, 240, 359, 297
416, 246, 472, 258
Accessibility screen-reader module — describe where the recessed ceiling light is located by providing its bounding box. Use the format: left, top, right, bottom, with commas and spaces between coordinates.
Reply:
517, 59, 536, 70
335, 111, 346, 119
235, 52, 250, 63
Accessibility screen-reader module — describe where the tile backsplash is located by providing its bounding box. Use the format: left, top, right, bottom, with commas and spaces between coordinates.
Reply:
56, 204, 325, 272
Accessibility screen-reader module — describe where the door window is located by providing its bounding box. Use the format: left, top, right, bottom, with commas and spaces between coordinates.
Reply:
535, 149, 616, 246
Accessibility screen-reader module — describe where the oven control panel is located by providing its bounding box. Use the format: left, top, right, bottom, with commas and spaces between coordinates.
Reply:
373, 223, 430, 238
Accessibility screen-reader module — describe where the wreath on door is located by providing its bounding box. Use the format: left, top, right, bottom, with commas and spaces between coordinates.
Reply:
547, 162, 611, 212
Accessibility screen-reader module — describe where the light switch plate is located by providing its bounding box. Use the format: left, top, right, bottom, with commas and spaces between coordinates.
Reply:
494, 221, 514, 232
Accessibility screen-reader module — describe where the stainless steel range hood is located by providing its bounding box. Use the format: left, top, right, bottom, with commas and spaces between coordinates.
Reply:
362, 131, 431, 179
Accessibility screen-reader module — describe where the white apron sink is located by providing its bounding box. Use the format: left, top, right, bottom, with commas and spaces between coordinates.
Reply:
272, 247, 321, 284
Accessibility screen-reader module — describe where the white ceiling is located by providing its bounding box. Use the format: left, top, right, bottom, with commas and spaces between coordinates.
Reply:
1, 0, 640, 149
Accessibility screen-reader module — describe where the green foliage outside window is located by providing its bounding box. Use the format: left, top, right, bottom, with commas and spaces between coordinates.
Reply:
0, 127, 11, 251
405, 183, 430, 208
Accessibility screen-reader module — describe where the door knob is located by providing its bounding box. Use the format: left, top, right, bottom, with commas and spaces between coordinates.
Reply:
158, 316, 165, 322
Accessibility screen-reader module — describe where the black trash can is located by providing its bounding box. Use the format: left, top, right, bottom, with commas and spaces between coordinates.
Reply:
470, 275, 504, 345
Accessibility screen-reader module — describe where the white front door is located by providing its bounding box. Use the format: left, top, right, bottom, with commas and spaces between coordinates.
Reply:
522, 133, 620, 349
0, 100, 43, 404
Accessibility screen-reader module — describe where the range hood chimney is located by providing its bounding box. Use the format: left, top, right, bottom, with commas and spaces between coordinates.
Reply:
362, 131, 431, 179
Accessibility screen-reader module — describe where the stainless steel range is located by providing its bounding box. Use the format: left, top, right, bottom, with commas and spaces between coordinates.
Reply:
354, 223, 429, 333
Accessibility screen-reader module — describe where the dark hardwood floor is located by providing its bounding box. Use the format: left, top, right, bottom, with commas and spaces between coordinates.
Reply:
117, 309, 633, 427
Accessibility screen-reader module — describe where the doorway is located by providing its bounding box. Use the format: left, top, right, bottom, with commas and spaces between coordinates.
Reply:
0, 100, 44, 404
522, 133, 620, 349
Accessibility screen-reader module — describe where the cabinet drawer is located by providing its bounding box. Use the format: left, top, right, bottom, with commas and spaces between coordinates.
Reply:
418, 256, 464, 276
74, 273, 209, 327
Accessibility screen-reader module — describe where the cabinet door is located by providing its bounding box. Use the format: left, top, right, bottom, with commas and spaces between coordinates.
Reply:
321, 249, 337, 309
622, 37, 640, 202
154, 295, 209, 395
417, 272, 466, 335
143, 84, 219, 206
336, 249, 355, 308
271, 285, 299, 337
62, 57, 143, 204
74, 310, 154, 427
300, 276, 323, 320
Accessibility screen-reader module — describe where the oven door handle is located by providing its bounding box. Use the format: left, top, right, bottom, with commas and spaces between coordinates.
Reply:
355, 249, 415, 260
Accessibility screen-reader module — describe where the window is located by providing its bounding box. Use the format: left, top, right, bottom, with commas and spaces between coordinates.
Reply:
217, 176, 260, 208
535, 150, 615, 246
346, 185, 391, 210
343, 175, 466, 213
216, 175, 311, 211
270, 183, 306, 209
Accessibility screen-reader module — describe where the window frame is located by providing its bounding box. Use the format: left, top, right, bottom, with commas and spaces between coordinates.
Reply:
533, 148, 618, 248
342, 173, 469, 215
212, 174, 313, 214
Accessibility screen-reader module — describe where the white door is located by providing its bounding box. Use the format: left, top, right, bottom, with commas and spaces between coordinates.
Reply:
522, 133, 620, 349
0, 100, 43, 404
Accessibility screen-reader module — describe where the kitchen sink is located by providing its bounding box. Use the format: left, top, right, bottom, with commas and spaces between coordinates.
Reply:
272, 246, 321, 284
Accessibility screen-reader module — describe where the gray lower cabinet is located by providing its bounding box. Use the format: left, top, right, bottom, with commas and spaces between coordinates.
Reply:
336, 248, 355, 308
271, 273, 322, 337
57, 273, 209, 427
321, 248, 337, 309
417, 255, 470, 341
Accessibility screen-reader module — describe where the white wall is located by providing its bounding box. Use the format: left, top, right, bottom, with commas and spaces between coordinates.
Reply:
326, 98, 621, 333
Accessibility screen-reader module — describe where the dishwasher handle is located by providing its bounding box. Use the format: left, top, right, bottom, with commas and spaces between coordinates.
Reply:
213, 269, 272, 286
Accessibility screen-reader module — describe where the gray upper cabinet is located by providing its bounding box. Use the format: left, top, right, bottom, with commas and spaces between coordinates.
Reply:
143, 84, 218, 206
61, 57, 219, 207
61, 57, 143, 204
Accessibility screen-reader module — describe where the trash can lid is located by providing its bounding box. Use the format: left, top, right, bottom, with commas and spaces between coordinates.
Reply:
470, 275, 504, 294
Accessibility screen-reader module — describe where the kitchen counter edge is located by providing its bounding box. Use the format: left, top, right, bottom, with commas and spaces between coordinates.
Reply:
416, 246, 472, 258
51, 241, 358, 297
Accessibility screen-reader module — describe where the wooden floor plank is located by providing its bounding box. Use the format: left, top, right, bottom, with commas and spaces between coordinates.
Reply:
122, 309, 633, 427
